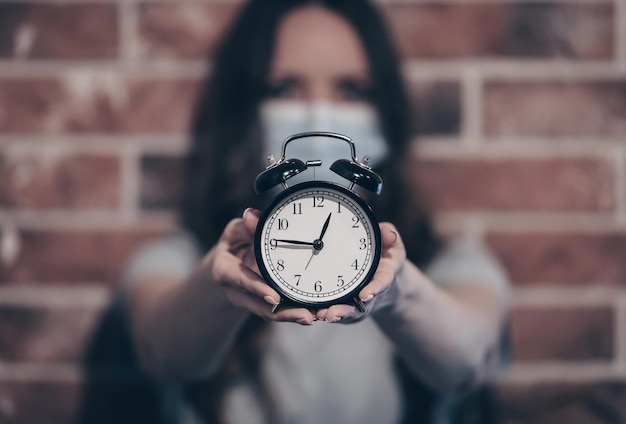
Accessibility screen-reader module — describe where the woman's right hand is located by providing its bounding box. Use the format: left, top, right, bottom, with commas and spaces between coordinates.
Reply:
202, 208, 316, 325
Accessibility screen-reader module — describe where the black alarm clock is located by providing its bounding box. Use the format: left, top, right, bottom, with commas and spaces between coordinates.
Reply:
254, 132, 383, 313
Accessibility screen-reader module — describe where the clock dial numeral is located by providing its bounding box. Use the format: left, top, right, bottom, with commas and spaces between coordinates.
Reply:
337, 202, 342, 213
337, 275, 344, 286
313, 196, 325, 207
351, 259, 359, 270
276, 259, 285, 271
269, 239, 278, 250
294, 274, 302, 286
359, 238, 366, 250
314, 281, 323, 292
292, 203, 302, 215
278, 219, 289, 230
352, 216, 360, 228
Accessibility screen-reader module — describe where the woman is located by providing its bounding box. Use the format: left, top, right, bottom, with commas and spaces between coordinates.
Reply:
120, 1, 510, 423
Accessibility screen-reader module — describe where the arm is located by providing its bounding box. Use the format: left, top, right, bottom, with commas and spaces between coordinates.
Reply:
317, 223, 510, 392
124, 209, 316, 381
373, 262, 507, 392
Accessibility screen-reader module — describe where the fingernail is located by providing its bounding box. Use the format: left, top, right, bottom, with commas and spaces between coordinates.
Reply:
297, 318, 312, 326
242, 208, 253, 219
361, 294, 374, 302
328, 316, 342, 323
390, 230, 398, 244
264, 295, 279, 305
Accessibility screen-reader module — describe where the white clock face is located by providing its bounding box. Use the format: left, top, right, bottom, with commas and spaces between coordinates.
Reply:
256, 182, 380, 305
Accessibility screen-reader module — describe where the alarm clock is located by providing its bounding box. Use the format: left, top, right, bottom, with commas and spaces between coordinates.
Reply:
254, 132, 383, 313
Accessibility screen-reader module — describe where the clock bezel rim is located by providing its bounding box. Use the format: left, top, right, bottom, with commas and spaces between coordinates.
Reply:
254, 180, 382, 309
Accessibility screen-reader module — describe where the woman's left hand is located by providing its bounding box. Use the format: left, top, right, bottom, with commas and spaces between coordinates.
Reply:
316, 222, 406, 323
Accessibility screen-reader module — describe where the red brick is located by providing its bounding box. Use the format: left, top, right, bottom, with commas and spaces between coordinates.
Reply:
138, 2, 241, 59
0, 3, 118, 60
0, 229, 165, 285
0, 378, 170, 424
511, 306, 614, 362
486, 232, 626, 286
126, 78, 200, 133
0, 304, 104, 362
408, 81, 460, 136
0, 154, 120, 209
484, 81, 626, 137
409, 158, 615, 212
0, 381, 81, 424
494, 381, 626, 424
140, 155, 184, 211
0, 76, 200, 134
383, 3, 614, 59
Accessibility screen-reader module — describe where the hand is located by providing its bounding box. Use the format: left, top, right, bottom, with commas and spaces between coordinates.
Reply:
273, 239, 315, 247
305, 212, 332, 270
318, 212, 332, 241
204, 208, 316, 325
316, 222, 406, 323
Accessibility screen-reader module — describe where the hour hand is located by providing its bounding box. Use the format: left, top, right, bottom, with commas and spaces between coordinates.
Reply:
272, 238, 315, 246
318, 213, 332, 241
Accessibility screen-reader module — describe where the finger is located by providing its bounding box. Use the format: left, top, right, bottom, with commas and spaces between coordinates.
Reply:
316, 308, 329, 321
380, 222, 401, 250
224, 288, 316, 325
273, 307, 317, 325
359, 258, 396, 301
212, 250, 281, 304
242, 248, 261, 275
242, 208, 261, 235
220, 218, 253, 251
324, 304, 355, 323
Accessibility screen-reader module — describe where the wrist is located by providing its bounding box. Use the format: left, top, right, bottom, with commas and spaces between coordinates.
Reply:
368, 260, 408, 316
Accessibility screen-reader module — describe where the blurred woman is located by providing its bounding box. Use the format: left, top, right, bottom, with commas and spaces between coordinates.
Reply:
117, 1, 510, 423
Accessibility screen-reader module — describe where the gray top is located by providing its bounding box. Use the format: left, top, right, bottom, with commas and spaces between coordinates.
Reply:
123, 232, 509, 424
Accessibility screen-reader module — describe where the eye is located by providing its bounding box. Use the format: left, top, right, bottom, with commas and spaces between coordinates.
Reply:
336, 78, 372, 102
264, 77, 301, 99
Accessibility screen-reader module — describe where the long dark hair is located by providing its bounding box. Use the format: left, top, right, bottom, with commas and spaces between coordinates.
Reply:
180, 0, 439, 268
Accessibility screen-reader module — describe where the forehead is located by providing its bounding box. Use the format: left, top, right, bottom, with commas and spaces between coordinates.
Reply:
270, 5, 369, 78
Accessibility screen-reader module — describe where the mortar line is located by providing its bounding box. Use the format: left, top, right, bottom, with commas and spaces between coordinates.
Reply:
0, 286, 110, 307
513, 286, 618, 306
501, 362, 619, 384
0, 364, 82, 382
120, 143, 141, 224
0, 210, 177, 230
0, 135, 189, 152
615, 291, 626, 374
460, 68, 483, 147
413, 140, 621, 158
1, 60, 624, 79
119, 0, 140, 67
616, 0, 626, 71
616, 144, 626, 226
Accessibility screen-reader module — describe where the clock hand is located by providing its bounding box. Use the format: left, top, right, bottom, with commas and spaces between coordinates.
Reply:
304, 250, 317, 270
318, 213, 332, 241
273, 239, 315, 246
305, 213, 332, 270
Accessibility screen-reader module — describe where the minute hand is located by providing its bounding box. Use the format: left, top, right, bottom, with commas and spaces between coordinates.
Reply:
273, 239, 315, 246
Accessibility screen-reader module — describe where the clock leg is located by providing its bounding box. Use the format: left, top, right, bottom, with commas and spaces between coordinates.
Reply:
353, 297, 366, 313
271, 297, 284, 313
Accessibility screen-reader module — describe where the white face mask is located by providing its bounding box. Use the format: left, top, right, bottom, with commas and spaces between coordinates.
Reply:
260, 100, 388, 184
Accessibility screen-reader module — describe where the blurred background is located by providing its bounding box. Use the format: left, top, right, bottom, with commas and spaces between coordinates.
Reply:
0, 0, 625, 423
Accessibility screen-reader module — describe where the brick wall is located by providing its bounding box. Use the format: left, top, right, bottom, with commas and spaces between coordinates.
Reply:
0, 0, 625, 423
